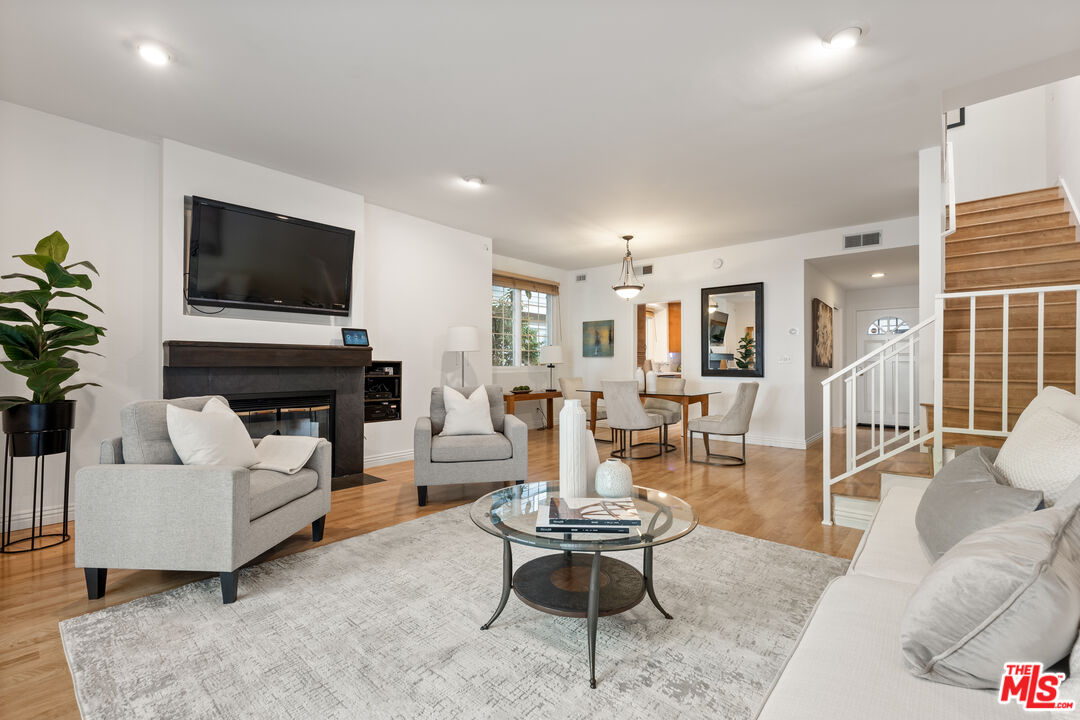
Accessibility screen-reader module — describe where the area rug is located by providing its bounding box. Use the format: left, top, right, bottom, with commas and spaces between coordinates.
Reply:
60, 507, 848, 720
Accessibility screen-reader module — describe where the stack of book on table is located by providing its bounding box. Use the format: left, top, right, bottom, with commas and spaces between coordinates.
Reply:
535, 497, 641, 535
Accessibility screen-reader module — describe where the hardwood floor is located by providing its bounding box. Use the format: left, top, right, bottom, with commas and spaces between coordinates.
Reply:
1, 427, 864, 719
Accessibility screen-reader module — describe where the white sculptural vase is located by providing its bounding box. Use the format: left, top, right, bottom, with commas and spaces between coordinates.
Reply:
595, 458, 633, 498
645, 370, 658, 392
559, 399, 588, 498
634, 367, 646, 391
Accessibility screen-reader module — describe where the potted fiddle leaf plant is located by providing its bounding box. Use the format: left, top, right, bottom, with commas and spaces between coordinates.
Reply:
0, 231, 105, 455
735, 331, 755, 370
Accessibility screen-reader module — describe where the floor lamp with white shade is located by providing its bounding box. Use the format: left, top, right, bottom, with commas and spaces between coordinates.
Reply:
539, 345, 563, 391
446, 326, 480, 386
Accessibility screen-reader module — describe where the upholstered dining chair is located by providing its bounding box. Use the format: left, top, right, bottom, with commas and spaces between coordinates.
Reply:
643, 376, 685, 452
687, 381, 759, 466
559, 376, 611, 442
602, 380, 665, 460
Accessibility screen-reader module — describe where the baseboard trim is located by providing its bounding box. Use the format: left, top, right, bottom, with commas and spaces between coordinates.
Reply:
5, 503, 71, 532
744, 433, 813, 450
364, 449, 414, 467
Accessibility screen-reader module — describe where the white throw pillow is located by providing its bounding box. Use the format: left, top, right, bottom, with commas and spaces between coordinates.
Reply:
440, 386, 495, 436
1015, 386, 1080, 429
995, 406, 1080, 505
166, 397, 258, 467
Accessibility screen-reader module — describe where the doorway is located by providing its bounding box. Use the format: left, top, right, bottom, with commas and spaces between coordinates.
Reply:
635, 301, 682, 374
855, 307, 918, 427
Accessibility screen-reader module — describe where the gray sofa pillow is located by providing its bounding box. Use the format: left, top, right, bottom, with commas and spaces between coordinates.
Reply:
915, 446, 1044, 561
901, 502, 1080, 688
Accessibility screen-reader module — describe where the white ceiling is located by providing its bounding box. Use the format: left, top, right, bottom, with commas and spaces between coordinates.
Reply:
2, 1, 1079, 269
807, 246, 919, 290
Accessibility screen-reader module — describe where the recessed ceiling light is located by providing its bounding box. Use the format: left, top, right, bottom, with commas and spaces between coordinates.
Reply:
870, 272, 886, 279
823, 26, 863, 50
460, 176, 485, 188
137, 42, 171, 66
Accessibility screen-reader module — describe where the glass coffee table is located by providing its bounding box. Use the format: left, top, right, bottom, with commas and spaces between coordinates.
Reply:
469, 482, 698, 688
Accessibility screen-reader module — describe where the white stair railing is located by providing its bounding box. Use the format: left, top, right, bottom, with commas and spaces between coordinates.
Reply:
932, 283, 1080, 466
821, 316, 935, 524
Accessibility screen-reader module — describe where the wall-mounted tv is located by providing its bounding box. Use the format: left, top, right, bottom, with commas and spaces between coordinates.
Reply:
186, 196, 355, 316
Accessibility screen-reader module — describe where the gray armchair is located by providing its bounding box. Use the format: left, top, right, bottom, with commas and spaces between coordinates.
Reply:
414, 385, 527, 505
74, 396, 331, 604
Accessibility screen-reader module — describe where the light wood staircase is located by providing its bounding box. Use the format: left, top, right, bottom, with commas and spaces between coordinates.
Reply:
931, 186, 1080, 450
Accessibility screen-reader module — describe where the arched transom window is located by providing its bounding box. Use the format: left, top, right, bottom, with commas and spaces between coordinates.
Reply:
867, 316, 910, 335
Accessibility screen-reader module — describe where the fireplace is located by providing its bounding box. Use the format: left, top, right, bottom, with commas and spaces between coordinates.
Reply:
228, 391, 336, 467
162, 341, 371, 477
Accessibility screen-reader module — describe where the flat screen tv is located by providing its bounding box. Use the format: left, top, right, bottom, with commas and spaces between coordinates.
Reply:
186, 196, 355, 316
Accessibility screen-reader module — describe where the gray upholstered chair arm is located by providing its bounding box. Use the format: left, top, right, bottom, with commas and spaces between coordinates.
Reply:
414, 416, 433, 465
305, 439, 333, 491
504, 413, 527, 456
74, 464, 250, 571
99, 437, 124, 464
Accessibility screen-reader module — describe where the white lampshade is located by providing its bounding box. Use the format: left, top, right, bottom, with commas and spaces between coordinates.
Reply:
446, 326, 480, 352
539, 345, 563, 364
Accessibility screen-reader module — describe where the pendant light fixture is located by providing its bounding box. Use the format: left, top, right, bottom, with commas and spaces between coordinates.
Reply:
612, 235, 644, 299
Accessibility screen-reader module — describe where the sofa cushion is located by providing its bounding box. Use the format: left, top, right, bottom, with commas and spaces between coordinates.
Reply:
901, 503, 1080, 688
249, 468, 318, 520
430, 433, 512, 463
848, 486, 933, 586
430, 385, 504, 434
995, 406, 1080, 506
120, 396, 226, 465
916, 446, 1044, 561
756, 575, 1026, 720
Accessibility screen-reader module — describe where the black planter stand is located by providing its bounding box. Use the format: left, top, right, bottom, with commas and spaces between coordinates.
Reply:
1, 401, 74, 553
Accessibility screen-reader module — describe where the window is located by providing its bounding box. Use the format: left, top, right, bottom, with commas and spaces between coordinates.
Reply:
491, 272, 558, 367
867, 316, 910, 335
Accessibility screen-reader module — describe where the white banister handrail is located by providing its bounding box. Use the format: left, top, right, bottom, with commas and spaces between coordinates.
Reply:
821, 315, 936, 386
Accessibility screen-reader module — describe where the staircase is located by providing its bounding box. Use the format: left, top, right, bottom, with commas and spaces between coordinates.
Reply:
936, 186, 1080, 449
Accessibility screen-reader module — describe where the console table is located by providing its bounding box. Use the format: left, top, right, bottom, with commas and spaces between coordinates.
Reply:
503, 390, 561, 430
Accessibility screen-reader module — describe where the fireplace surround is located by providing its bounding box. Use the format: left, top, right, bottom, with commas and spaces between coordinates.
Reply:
162, 341, 371, 476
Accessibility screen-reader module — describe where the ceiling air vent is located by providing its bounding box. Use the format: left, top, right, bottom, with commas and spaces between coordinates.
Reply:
843, 231, 882, 249
641, 265, 653, 275
575, 273, 587, 282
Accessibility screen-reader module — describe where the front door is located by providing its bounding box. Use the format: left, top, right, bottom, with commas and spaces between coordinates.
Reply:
855, 307, 919, 427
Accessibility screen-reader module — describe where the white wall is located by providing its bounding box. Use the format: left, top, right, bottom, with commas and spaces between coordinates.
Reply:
949, 86, 1048, 203
491, 254, 572, 429
802, 265, 844, 442
161, 140, 367, 345
1047, 75, 1080, 204
0, 101, 161, 527
363, 206, 492, 463
562, 216, 918, 449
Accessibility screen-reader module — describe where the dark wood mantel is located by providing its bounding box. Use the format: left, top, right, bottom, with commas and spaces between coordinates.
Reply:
163, 341, 373, 368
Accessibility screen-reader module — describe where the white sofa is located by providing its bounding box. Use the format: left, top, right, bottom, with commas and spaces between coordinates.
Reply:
756, 486, 1038, 719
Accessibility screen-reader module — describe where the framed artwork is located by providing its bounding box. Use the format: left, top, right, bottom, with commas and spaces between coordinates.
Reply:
811, 298, 834, 368
582, 320, 614, 357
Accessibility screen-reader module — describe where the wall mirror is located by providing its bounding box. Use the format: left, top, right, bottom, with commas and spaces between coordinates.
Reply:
701, 282, 764, 377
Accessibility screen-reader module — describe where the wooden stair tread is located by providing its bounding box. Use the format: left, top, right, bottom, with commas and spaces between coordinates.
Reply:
956, 198, 1065, 225
947, 240, 1080, 261
948, 213, 1073, 241
956, 187, 1060, 213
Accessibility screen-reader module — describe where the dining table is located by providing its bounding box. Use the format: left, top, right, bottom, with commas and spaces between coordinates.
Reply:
583, 384, 720, 444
